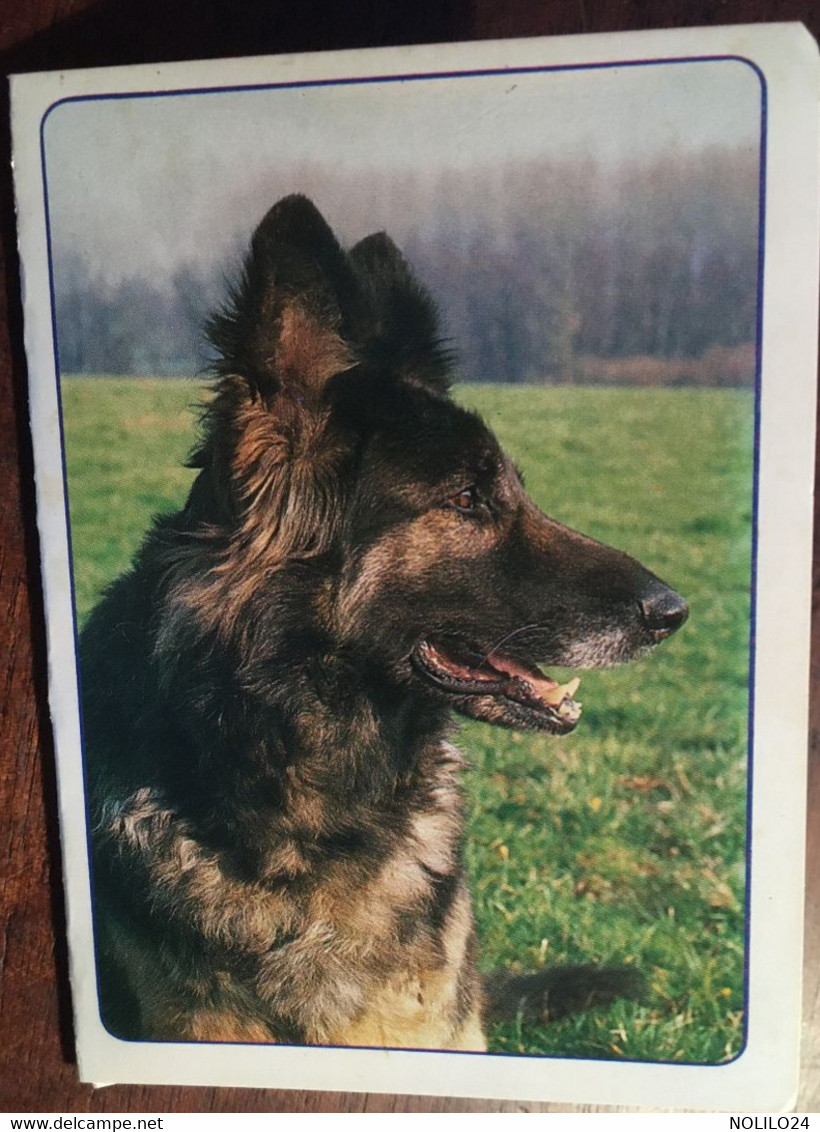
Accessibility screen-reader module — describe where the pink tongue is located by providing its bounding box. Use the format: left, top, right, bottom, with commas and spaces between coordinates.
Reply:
486, 652, 559, 696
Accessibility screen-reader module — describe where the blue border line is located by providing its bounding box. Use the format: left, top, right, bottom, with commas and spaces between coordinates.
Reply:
40, 53, 766, 124
743, 51, 767, 1076
39, 52, 767, 1069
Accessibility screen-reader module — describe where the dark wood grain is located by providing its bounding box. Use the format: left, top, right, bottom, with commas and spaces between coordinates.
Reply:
1, 0, 817, 1113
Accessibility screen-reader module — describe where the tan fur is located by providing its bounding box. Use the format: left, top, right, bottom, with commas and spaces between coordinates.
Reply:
336, 509, 500, 638
339, 965, 476, 1051
102, 789, 301, 950
185, 1013, 278, 1044
274, 304, 354, 396
317, 878, 480, 1050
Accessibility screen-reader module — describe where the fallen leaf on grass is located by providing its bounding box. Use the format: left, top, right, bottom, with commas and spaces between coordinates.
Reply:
619, 774, 672, 794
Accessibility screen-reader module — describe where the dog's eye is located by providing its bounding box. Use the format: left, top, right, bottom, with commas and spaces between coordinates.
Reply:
450, 486, 478, 513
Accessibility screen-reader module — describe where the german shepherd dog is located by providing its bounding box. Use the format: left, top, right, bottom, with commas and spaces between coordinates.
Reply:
81, 195, 688, 1050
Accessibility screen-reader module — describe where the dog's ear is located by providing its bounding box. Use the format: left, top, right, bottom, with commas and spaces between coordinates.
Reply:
348, 232, 453, 393
192, 201, 452, 571
207, 194, 356, 401
193, 198, 359, 566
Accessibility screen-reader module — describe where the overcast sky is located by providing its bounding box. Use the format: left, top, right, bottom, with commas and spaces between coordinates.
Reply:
43, 57, 762, 287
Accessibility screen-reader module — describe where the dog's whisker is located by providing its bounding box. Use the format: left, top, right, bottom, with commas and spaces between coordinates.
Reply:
481, 624, 542, 665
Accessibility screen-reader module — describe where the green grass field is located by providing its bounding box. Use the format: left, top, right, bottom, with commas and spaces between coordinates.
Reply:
61, 377, 754, 1065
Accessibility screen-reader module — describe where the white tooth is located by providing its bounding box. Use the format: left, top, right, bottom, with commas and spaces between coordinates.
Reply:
540, 676, 581, 706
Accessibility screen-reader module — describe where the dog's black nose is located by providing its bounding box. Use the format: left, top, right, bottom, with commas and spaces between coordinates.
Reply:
639, 586, 689, 639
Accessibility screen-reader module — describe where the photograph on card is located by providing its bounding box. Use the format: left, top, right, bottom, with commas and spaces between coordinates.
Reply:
41, 56, 760, 1062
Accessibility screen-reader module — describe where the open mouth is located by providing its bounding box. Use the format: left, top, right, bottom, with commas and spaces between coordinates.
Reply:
411, 637, 582, 735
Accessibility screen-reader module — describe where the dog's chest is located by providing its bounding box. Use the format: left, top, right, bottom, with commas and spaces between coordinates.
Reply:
252, 741, 481, 1046
292, 823, 481, 1048
101, 743, 484, 1047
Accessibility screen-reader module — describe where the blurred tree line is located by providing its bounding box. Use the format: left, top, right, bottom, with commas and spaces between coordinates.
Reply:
54, 146, 759, 385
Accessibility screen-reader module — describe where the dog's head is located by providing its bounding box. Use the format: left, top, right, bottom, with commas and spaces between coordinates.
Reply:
190, 195, 687, 735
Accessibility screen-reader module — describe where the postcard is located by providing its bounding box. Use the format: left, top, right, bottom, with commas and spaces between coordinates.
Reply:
10, 22, 820, 1109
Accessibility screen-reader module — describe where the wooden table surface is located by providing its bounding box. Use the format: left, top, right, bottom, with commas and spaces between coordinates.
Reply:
1, 0, 818, 1114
